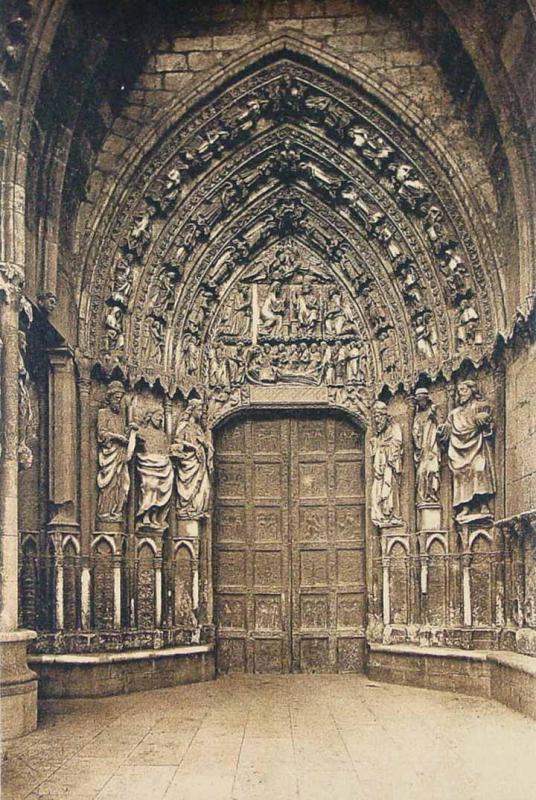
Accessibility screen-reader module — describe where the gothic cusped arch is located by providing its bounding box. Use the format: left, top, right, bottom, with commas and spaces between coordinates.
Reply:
78, 39, 507, 423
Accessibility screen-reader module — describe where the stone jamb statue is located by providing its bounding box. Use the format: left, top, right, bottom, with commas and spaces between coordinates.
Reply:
370, 400, 404, 528
170, 399, 214, 520
135, 407, 174, 529
412, 387, 441, 506
96, 381, 138, 522
438, 379, 495, 524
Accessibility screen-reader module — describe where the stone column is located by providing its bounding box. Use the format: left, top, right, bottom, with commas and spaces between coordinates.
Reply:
48, 348, 78, 525
54, 544, 64, 631
0, 266, 37, 739
113, 553, 122, 629
47, 348, 78, 634
155, 556, 163, 627
163, 397, 176, 627
382, 556, 391, 626
75, 351, 92, 629
461, 553, 472, 627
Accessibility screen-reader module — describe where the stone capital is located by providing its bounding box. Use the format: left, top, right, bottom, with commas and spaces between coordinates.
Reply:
47, 345, 75, 371
74, 348, 94, 388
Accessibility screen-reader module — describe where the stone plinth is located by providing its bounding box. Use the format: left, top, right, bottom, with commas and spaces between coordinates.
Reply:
516, 627, 536, 656
0, 630, 38, 740
367, 643, 536, 720
29, 643, 214, 698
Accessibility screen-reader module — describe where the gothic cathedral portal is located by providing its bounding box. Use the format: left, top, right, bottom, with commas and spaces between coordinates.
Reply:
214, 411, 366, 674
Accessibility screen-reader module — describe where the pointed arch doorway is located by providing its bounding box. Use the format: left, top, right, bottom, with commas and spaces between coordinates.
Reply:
213, 409, 366, 674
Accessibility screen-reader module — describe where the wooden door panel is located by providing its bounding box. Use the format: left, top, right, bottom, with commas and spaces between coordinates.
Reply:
290, 415, 366, 673
253, 507, 282, 542
215, 411, 365, 674
215, 415, 290, 675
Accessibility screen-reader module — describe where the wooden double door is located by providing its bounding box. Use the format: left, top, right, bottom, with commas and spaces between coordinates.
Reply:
214, 411, 366, 674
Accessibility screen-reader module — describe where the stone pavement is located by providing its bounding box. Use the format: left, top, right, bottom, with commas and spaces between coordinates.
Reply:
2, 674, 536, 800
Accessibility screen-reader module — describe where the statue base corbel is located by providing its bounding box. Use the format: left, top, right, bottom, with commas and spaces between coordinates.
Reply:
135, 523, 166, 550
454, 502, 494, 525
177, 517, 202, 539
417, 503, 441, 532
375, 521, 408, 554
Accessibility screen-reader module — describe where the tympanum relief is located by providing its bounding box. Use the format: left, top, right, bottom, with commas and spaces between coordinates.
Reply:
200, 241, 371, 418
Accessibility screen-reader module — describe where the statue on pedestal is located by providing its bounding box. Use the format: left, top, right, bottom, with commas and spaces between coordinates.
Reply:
438, 380, 495, 523
370, 401, 403, 527
171, 399, 213, 519
412, 388, 441, 505
96, 381, 138, 521
136, 408, 174, 529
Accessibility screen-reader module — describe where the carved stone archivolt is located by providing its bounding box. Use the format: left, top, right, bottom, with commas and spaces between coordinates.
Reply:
79, 57, 503, 417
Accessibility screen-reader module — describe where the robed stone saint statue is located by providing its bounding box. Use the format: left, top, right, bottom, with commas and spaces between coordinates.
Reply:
412, 388, 441, 505
438, 380, 495, 523
171, 399, 214, 519
370, 401, 403, 527
136, 408, 174, 529
96, 381, 138, 521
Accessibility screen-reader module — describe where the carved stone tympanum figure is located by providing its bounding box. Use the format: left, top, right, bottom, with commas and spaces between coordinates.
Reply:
438, 380, 495, 523
136, 408, 174, 529
259, 280, 286, 335
96, 381, 138, 521
412, 388, 440, 505
171, 399, 214, 519
370, 401, 403, 527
